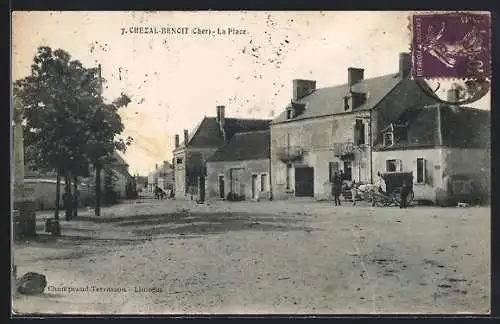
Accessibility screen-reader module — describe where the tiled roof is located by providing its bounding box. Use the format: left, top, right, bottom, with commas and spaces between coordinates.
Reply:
271, 73, 402, 124
177, 117, 270, 149
207, 130, 270, 162
374, 105, 490, 150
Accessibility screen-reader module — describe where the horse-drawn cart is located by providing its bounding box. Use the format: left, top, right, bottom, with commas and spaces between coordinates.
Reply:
356, 172, 414, 207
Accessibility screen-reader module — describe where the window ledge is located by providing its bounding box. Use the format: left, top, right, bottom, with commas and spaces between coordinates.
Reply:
285, 189, 294, 193
414, 182, 427, 186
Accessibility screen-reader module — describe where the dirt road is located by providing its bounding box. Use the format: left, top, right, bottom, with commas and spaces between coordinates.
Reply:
12, 199, 490, 314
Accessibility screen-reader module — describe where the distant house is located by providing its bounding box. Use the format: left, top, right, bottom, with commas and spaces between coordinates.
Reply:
23, 151, 134, 209
206, 130, 271, 201
89, 151, 135, 201
372, 98, 490, 205
173, 105, 270, 200
135, 175, 148, 192
269, 52, 440, 200
147, 161, 174, 193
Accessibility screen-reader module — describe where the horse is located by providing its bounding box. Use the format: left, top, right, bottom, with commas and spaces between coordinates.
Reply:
154, 187, 167, 199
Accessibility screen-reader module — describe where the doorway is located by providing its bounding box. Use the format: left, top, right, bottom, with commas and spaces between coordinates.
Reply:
218, 175, 225, 199
252, 174, 258, 199
343, 161, 353, 181
198, 176, 205, 202
295, 167, 314, 197
230, 168, 245, 199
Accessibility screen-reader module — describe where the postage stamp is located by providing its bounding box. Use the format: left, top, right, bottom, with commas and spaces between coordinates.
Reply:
411, 12, 491, 79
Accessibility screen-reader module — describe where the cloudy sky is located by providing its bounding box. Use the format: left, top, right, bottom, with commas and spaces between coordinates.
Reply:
12, 11, 490, 175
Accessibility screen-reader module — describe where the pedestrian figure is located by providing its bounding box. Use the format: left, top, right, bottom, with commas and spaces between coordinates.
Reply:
351, 180, 357, 206
400, 180, 411, 209
332, 172, 342, 206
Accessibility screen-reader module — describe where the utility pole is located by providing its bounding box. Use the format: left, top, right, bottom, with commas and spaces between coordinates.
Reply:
94, 64, 103, 216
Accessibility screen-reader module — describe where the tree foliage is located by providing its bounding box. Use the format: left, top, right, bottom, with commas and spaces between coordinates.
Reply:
13, 46, 134, 216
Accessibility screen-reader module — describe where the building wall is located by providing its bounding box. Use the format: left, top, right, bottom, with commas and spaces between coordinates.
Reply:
174, 147, 218, 199
441, 148, 490, 203
24, 179, 90, 211
270, 113, 372, 200
372, 147, 490, 204
206, 159, 270, 201
372, 148, 443, 202
173, 150, 187, 198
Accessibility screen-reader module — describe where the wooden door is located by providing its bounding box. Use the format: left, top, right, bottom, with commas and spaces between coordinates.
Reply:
295, 167, 314, 197
219, 175, 225, 199
252, 174, 258, 199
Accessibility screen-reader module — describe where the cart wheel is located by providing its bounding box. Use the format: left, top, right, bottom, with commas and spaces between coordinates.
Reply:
407, 190, 415, 204
372, 196, 383, 207
392, 188, 402, 204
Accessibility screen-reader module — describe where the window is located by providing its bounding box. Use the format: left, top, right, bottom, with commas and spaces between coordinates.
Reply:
260, 174, 267, 192
354, 119, 366, 145
383, 132, 394, 146
176, 158, 183, 165
286, 164, 292, 189
416, 158, 426, 184
287, 109, 294, 120
329, 162, 339, 182
344, 97, 350, 111
386, 159, 402, 172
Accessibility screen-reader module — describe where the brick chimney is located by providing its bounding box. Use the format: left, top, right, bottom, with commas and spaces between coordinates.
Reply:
174, 134, 179, 148
216, 105, 225, 127
216, 105, 227, 142
293, 79, 316, 101
183, 129, 189, 145
348, 68, 364, 87
399, 52, 411, 79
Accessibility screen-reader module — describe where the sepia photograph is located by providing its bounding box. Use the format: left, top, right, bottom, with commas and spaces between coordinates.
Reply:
11, 11, 491, 315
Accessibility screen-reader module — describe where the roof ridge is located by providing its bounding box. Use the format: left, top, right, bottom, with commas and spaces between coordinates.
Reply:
233, 129, 270, 136
312, 73, 399, 92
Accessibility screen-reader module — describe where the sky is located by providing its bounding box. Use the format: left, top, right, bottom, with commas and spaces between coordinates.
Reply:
12, 11, 490, 175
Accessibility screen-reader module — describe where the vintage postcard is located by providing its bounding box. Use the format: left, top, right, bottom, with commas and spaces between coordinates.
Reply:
11, 11, 491, 315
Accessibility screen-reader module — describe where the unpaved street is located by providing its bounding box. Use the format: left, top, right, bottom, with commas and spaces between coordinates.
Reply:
13, 199, 490, 314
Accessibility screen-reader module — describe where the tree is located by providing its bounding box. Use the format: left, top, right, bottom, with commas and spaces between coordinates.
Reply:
15, 46, 133, 220
15, 47, 95, 222
83, 66, 132, 216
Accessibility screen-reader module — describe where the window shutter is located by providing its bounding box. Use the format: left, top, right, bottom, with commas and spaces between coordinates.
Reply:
353, 121, 359, 145
423, 159, 428, 184
412, 158, 418, 184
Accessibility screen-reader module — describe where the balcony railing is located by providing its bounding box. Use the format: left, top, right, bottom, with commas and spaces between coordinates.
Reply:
333, 142, 355, 157
276, 146, 304, 162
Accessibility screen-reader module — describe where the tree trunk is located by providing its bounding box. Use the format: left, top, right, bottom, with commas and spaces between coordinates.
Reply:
73, 175, 78, 219
95, 165, 101, 216
54, 171, 61, 220
64, 175, 72, 221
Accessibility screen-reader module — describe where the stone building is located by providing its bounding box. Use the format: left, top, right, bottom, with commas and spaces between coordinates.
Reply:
206, 130, 271, 201
147, 161, 174, 193
372, 91, 490, 205
269, 52, 439, 200
173, 106, 270, 200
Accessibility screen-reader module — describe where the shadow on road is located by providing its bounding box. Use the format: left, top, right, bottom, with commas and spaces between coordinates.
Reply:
79, 211, 319, 237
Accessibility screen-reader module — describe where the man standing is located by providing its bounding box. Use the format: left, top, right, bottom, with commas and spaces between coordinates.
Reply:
332, 172, 341, 206
400, 180, 411, 209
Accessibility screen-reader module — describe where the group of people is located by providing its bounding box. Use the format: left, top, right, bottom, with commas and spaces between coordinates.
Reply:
331, 171, 412, 208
